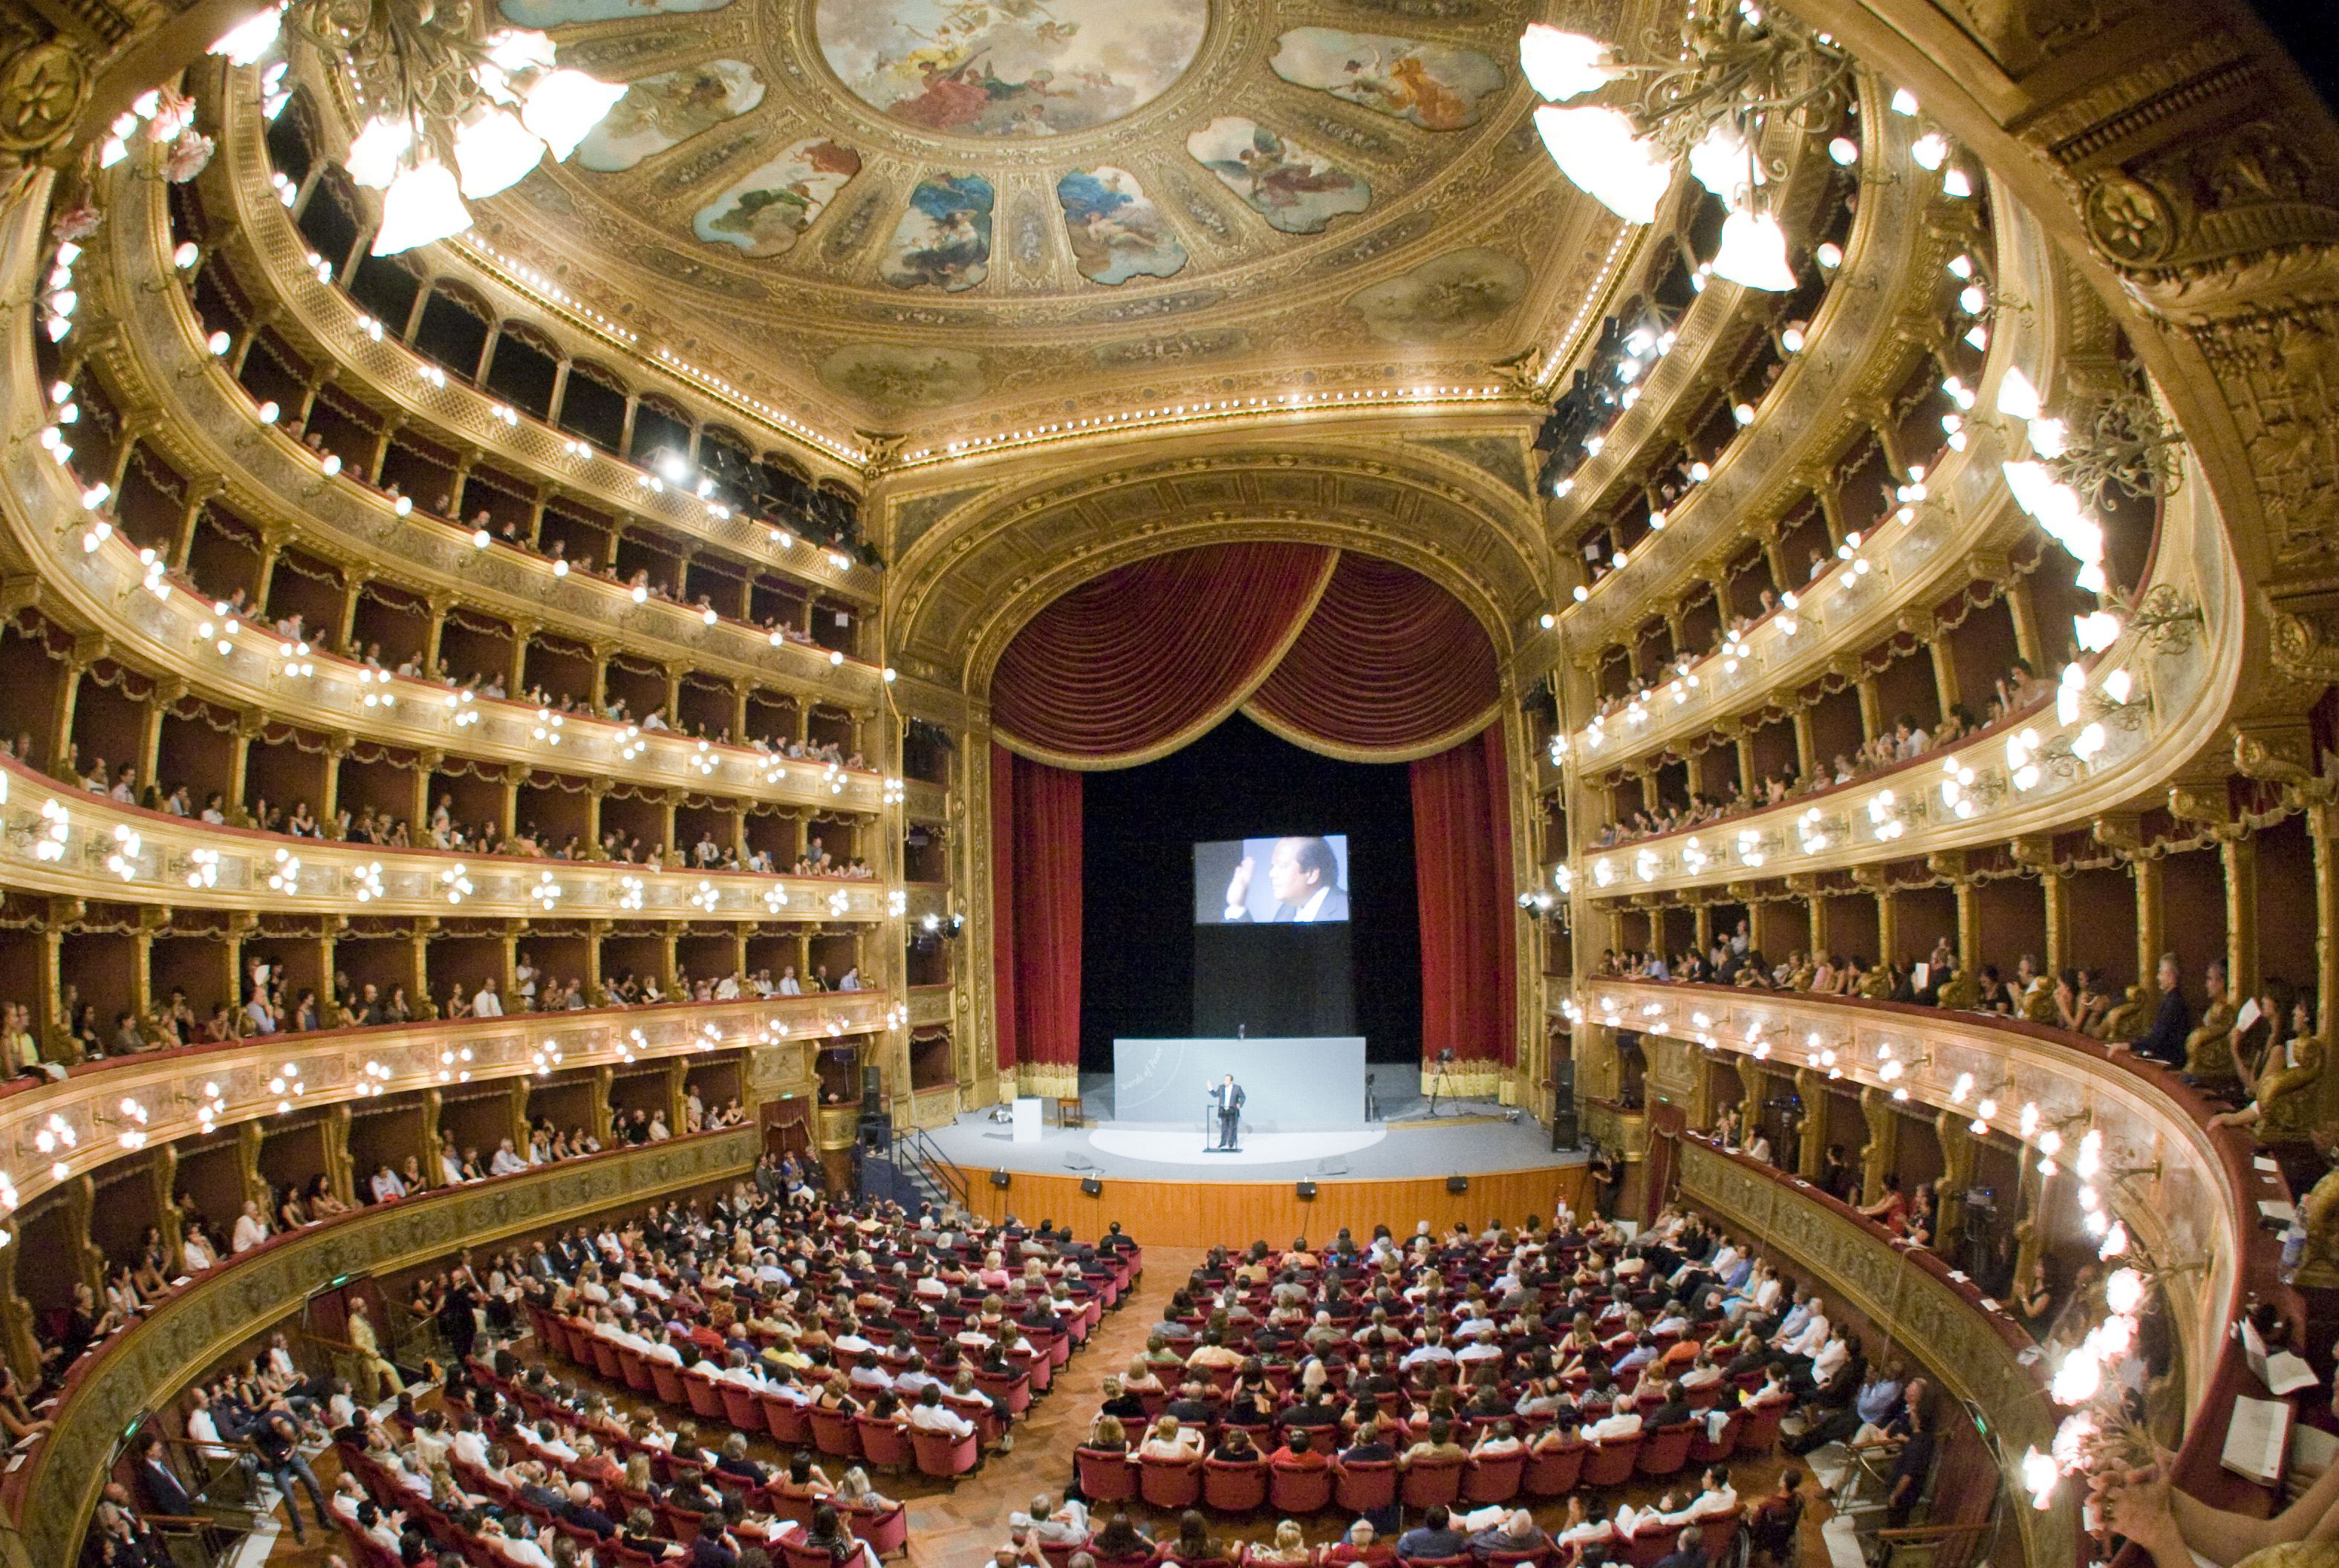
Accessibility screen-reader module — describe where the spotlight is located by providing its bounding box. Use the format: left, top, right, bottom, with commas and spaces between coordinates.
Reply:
1079, 1177, 1102, 1197
1295, 1180, 1318, 1200
1446, 1174, 1469, 1194
989, 1168, 1010, 1188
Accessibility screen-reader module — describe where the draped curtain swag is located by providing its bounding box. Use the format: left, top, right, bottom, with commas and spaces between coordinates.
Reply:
992, 544, 1499, 768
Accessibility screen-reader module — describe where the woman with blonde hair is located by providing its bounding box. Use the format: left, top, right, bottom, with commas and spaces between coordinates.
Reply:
1249, 1521, 1312, 1566
1137, 1414, 1202, 1460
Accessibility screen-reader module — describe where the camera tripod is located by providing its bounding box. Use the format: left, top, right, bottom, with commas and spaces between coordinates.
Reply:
1425, 1052, 1460, 1116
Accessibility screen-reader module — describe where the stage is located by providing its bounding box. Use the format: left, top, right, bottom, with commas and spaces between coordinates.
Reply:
923, 1079, 1590, 1247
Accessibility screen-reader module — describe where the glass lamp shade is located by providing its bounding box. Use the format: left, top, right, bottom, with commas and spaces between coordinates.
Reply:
1534, 105, 1672, 224
521, 71, 628, 160
1711, 209, 1796, 290
209, 5, 284, 65
1996, 365, 2043, 421
455, 109, 547, 198
371, 163, 472, 256
346, 117, 414, 191
1518, 25, 1619, 102
1688, 122, 1754, 206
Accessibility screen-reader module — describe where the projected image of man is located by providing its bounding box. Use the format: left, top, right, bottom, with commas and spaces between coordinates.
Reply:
1224, 836, 1350, 923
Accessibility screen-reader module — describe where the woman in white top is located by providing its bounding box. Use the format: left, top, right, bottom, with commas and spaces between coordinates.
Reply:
1136, 1415, 1203, 1460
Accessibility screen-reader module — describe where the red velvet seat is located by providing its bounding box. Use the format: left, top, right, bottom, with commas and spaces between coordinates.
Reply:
807, 1405, 863, 1460
650, 1361, 689, 1406
848, 1500, 909, 1558
1686, 1411, 1740, 1465
1581, 1433, 1644, 1487
1462, 1450, 1526, 1504
1333, 1459, 1397, 1513
1076, 1447, 1138, 1505
1399, 1454, 1463, 1511
855, 1414, 912, 1474
721, 1382, 765, 1432
1268, 1461, 1333, 1514
1737, 1404, 1786, 1454
910, 1424, 980, 1481
1203, 1457, 1269, 1512
1522, 1442, 1586, 1498
1139, 1452, 1203, 1509
1624, 1523, 1683, 1568
683, 1369, 727, 1420
1636, 1421, 1697, 1479
762, 1391, 813, 1448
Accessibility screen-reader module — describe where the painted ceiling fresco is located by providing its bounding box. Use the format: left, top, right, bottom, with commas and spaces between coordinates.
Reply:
455, 0, 1627, 431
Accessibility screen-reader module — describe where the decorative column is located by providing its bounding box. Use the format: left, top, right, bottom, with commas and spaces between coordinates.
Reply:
420, 595, 451, 674
2223, 833, 2260, 1001
2041, 870, 2071, 975
1792, 1067, 1824, 1180
1928, 635, 1962, 718
322, 1103, 354, 1197
1789, 709, 1815, 778
590, 1067, 614, 1145
2133, 850, 2164, 992
582, 920, 608, 1001
1858, 1086, 1900, 1206
413, 1093, 440, 1196
412, 750, 443, 841
507, 1077, 531, 1151
2003, 576, 2045, 669
2309, 804, 2339, 1122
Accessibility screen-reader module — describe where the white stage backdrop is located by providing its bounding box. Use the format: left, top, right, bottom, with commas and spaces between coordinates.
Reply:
1112, 1036, 1367, 1130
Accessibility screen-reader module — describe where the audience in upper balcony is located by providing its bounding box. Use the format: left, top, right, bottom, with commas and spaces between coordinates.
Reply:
1585, 657, 2052, 850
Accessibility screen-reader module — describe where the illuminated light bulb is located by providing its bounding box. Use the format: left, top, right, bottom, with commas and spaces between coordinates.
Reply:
1828, 136, 1858, 166
1890, 88, 1919, 115
1517, 25, 1620, 100
1943, 168, 1973, 198
1911, 132, 1948, 170
2104, 1268, 2145, 1315
1815, 242, 1842, 269
1533, 105, 1672, 224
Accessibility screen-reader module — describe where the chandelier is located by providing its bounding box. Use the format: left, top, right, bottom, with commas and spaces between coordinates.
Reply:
1519, 0, 1852, 290
209, 0, 625, 255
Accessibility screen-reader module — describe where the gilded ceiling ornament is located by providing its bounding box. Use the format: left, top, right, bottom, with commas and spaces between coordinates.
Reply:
2081, 173, 2175, 266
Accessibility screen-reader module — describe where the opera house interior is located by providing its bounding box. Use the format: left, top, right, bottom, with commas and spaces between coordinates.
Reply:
5, 0, 2339, 1566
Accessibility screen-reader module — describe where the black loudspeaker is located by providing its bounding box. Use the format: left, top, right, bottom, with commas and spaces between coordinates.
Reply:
1446, 1175, 1469, 1194
1552, 1061, 1580, 1151
989, 1168, 1010, 1188
1295, 1181, 1318, 1200
862, 1066, 882, 1113
1079, 1177, 1102, 1196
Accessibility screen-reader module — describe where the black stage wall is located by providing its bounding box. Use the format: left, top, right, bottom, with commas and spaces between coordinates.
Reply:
1079, 712, 1421, 1075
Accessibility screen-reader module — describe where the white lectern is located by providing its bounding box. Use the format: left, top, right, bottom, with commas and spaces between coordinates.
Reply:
1011, 1096, 1042, 1143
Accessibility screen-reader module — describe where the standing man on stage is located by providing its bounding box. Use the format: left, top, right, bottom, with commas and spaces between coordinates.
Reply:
1214, 1073, 1246, 1151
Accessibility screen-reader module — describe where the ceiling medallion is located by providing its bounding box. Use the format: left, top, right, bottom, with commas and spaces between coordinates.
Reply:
812, 0, 1210, 139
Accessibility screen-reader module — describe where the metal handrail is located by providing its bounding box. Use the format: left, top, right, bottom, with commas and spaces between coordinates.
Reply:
897, 1125, 971, 1210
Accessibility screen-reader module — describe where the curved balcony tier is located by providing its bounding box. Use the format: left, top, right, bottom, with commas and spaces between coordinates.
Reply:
0, 991, 881, 1215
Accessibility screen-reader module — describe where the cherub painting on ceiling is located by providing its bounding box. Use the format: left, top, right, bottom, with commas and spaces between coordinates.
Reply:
576, 60, 765, 172
693, 139, 863, 258
1186, 117, 1371, 235
879, 175, 996, 290
1056, 167, 1188, 284
814, 0, 1208, 137
1269, 28, 1506, 131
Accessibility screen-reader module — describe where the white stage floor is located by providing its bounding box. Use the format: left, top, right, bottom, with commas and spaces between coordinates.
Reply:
1087, 1128, 1389, 1166
920, 1105, 1579, 1183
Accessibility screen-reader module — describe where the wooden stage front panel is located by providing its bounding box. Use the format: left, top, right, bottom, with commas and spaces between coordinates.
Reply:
949, 1164, 1592, 1250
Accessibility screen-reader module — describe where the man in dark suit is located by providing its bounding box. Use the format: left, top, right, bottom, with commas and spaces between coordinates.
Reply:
133, 1434, 195, 1517
1653, 1526, 1705, 1568
1222, 837, 1350, 923
1213, 1075, 1246, 1150
562, 1482, 617, 1538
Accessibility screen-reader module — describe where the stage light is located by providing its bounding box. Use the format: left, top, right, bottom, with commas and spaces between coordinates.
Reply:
1446, 1175, 1469, 1194
989, 1169, 1010, 1188
1295, 1180, 1318, 1200
1079, 1177, 1102, 1197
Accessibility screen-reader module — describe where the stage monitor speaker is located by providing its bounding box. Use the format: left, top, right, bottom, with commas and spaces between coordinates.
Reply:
1552, 1061, 1579, 1151
1295, 1180, 1317, 1199
862, 1065, 882, 1113
1079, 1177, 1102, 1196
989, 1168, 1010, 1188
1446, 1174, 1469, 1194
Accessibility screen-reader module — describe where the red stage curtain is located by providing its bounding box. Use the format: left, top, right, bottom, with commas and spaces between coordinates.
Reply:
1411, 722, 1517, 1075
1247, 553, 1500, 758
989, 744, 1084, 1096
990, 544, 1334, 766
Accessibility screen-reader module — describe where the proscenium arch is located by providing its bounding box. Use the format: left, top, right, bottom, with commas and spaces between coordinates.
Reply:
882, 443, 1551, 704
